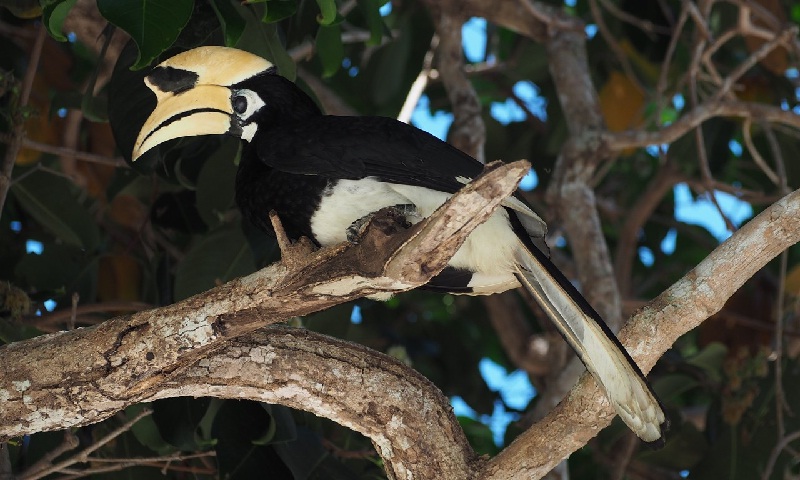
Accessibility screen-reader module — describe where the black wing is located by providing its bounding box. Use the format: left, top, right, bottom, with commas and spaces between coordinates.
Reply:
254, 115, 485, 194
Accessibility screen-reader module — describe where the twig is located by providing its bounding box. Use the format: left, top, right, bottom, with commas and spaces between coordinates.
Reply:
69, 293, 78, 330
606, 100, 800, 150
520, 0, 584, 34
712, 27, 798, 102
761, 429, 800, 480
398, 36, 438, 124
20, 409, 154, 480
22, 432, 79, 478
684, 0, 714, 42
288, 30, 386, 62
775, 251, 790, 442
482, 294, 552, 377
614, 160, 681, 297
681, 177, 778, 205
589, 0, 647, 94
610, 431, 639, 480
28, 302, 153, 329
762, 122, 788, 193
435, 12, 485, 162
0, 24, 45, 214
0, 133, 127, 168
596, 0, 673, 36
53, 452, 216, 480
742, 118, 780, 186
321, 438, 376, 460
269, 210, 294, 259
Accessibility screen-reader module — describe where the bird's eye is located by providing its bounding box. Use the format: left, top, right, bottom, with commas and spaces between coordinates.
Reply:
231, 88, 264, 122
230, 89, 264, 120
233, 95, 248, 115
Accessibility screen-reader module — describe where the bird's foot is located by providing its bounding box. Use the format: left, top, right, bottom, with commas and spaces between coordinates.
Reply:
346, 204, 415, 243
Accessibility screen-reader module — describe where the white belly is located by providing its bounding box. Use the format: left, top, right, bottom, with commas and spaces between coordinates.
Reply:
309, 178, 521, 279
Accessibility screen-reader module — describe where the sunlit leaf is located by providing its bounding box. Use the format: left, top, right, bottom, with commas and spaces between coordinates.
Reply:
41, 0, 77, 41
315, 0, 337, 25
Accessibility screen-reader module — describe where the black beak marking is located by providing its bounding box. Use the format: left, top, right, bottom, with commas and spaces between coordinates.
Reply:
147, 66, 200, 95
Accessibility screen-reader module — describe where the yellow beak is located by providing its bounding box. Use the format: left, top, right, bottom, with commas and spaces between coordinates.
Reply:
132, 84, 234, 161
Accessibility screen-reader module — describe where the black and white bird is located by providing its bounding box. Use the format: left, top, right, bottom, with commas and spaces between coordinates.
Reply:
131, 46, 666, 443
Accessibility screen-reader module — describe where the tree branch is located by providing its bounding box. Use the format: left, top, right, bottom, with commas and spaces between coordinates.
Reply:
0, 161, 528, 477
434, 11, 486, 163
0, 24, 45, 214
153, 326, 482, 480
483, 185, 800, 478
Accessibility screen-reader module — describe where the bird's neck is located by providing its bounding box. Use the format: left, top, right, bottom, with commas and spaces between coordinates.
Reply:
246, 73, 323, 128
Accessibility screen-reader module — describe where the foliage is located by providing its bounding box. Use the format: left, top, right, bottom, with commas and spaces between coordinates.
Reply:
1, 0, 800, 478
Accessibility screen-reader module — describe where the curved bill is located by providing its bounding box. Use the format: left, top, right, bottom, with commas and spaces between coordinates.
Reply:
132, 84, 235, 161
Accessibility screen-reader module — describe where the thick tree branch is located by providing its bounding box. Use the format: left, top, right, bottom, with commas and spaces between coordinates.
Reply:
17, 181, 798, 480
435, 12, 486, 163
483, 186, 800, 479
152, 326, 481, 480
0, 162, 527, 478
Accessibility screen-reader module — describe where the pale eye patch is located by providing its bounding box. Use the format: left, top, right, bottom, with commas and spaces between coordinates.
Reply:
230, 88, 265, 123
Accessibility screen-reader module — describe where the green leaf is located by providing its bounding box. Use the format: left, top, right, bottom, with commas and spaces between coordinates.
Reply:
197, 398, 225, 443
261, 22, 297, 81
237, 5, 296, 80
687, 342, 728, 384
196, 139, 239, 228
315, 0, 337, 25
174, 224, 255, 300
212, 400, 288, 479
10, 170, 99, 249
97, 0, 194, 70
41, 0, 77, 42
369, 27, 411, 105
316, 24, 343, 77
359, 0, 385, 46
209, 0, 246, 46
81, 26, 115, 122
152, 397, 211, 451
261, 0, 298, 24
127, 404, 176, 455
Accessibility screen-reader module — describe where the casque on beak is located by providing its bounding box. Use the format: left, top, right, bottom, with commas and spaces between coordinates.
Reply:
132, 84, 234, 160
131, 46, 274, 161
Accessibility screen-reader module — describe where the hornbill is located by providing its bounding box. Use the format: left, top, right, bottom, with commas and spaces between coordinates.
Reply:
131, 46, 666, 443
